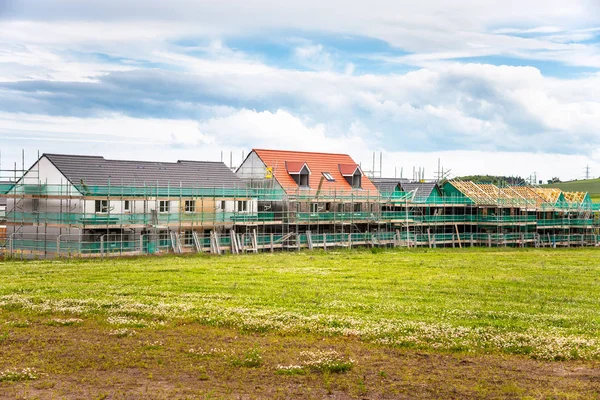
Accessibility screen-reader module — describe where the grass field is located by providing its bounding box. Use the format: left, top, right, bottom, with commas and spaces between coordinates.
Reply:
2, 248, 600, 398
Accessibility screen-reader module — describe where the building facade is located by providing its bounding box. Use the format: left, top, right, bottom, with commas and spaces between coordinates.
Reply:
4, 154, 260, 256
1, 150, 598, 258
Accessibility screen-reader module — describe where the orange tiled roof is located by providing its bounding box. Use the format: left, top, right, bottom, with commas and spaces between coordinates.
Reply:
285, 161, 308, 174
253, 149, 379, 195
339, 163, 360, 176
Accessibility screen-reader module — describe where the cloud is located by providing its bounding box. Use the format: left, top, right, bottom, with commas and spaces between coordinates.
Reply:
492, 26, 566, 35
0, 109, 371, 170
0, 43, 136, 82
380, 150, 599, 183
197, 109, 370, 153
1, 110, 597, 182
0, 112, 210, 145
4, 1, 596, 28
0, 109, 366, 152
0, 0, 599, 181
293, 44, 335, 71
1, 61, 599, 157
1, 1, 598, 69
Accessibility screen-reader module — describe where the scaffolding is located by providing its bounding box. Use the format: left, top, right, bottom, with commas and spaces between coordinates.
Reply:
1, 159, 599, 259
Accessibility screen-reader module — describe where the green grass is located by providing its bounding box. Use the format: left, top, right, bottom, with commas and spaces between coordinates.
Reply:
2, 248, 600, 361
3, 248, 600, 398
543, 178, 600, 196
230, 346, 263, 368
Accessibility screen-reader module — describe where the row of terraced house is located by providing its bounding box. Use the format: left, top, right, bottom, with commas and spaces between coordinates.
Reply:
0, 149, 597, 258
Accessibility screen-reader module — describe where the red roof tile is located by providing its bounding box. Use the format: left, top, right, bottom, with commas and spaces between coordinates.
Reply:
285, 161, 308, 174
253, 149, 379, 196
338, 163, 360, 176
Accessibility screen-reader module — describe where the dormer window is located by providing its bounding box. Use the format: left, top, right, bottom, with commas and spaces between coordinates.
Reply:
339, 164, 362, 189
286, 161, 311, 188
350, 171, 362, 188
293, 166, 310, 187
299, 171, 309, 187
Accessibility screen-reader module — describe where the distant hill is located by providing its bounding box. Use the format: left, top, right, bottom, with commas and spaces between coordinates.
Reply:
542, 178, 600, 200
455, 175, 527, 186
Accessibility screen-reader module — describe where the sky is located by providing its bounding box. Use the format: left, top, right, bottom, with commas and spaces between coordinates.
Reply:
0, 0, 599, 182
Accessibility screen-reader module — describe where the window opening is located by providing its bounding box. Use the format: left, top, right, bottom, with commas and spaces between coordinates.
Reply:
159, 200, 170, 213
95, 200, 109, 213
185, 200, 195, 212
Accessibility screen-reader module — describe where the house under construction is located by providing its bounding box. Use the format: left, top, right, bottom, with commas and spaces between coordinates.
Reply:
1, 150, 598, 258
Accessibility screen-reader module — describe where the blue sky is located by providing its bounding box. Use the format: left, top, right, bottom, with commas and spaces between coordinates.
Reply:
0, 0, 599, 181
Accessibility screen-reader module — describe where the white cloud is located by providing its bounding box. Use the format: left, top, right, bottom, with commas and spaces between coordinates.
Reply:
198, 109, 370, 153
0, 109, 598, 182
0, 43, 134, 82
0, 0, 599, 181
492, 26, 565, 35
0, 112, 209, 145
1, 1, 598, 69
379, 150, 598, 183
2, 58, 600, 155
0, 109, 371, 168
293, 44, 335, 71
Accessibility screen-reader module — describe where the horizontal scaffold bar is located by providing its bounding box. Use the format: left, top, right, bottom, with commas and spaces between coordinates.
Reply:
4, 210, 596, 228
0, 183, 596, 211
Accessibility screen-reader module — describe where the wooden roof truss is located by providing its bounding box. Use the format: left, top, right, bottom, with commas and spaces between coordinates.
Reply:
563, 191, 587, 204
451, 181, 553, 207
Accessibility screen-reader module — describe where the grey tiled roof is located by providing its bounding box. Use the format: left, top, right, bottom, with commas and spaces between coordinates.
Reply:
44, 154, 246, 189
400, 182, 440, 201
371, 178, 409, 193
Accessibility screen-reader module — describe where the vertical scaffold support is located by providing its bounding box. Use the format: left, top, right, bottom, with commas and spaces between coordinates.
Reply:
454, 224, 462, 249
252, 229, 258, 253
230, 229, 239, 254
192, 231, 202, 253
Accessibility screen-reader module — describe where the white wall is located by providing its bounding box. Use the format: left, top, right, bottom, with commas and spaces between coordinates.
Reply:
236, 151, 283, 197
81, 198, 258, 214
6, 154, 261, 244
14, 156, 78, 194
237, 151, 267, 179
6, 156, 83, 239
81, 198, 180, 214
8, 156, 82, 215
216, 199, 257, 213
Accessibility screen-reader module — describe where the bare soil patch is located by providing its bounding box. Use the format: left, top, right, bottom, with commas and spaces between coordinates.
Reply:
1, 312, 599, 399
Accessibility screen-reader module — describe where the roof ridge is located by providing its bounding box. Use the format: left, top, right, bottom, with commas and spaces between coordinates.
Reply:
46, 154, 224, 165
177, 160, 223, 164
44, 153, 104, 158
253, 148, 352, 157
